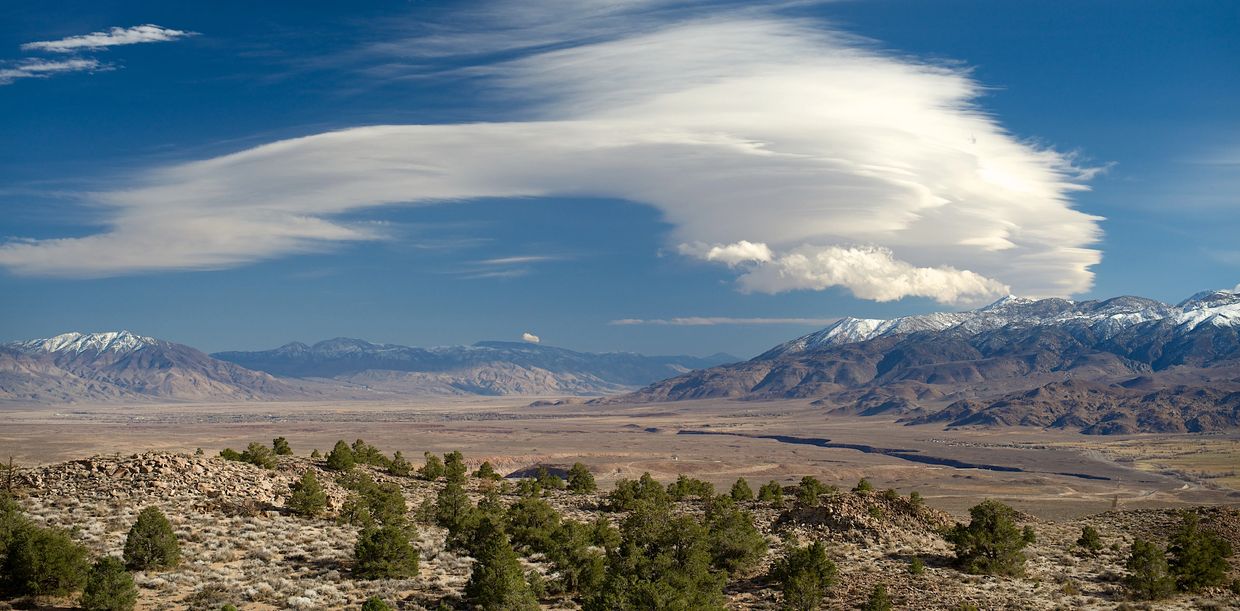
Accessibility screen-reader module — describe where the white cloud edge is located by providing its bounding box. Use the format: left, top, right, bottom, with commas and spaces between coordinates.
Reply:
521, 331, 541, 343
20, 24, 195, 53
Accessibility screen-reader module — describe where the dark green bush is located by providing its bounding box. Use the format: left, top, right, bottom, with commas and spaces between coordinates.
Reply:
758, 480, 784, 505
1077, 525, 1102, 555
667, 474, 714, 501
704, 496, 767, 575
360, 596, 392, 611
287, 471, 327, 517
326, 440, 355, 471
730, 478, 754, 502
351, 439, 387, 468
436, 480, 477, 548
419, 451, 445, 480
506, 497, 562, 555
339, 473, 407, 528
272, 437, 293, 456
354, 525, 419, 579
852, 478, 874, 494
770, 540, 836, 611
218, 448, 243, 461
567, 462, 597, 494
387, 451, 413, 477
444, 451, 468, 484
1125, 538, 1175, 600
1168, 512, 1234, 592
606, 472, 670, 511
240, 442, 277, 469
796, 476, 827, 506
474, 461, 502, 481
465, 516, 540, 611
944, 500, 1028, 576
123, 506, 180, 570
81, 556, 138, 611
861, 584, 892, 611
4, 523, 89, 596
534, 466, 565, 492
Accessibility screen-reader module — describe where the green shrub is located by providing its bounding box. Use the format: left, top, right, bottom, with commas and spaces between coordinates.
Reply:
387, 451, 412, 477
0, 493, 31, 557
287, 471, 327, 517
535, 466, 565, 492
218, 448, 242, 461
444, 451, 468, 484
1125, 538, 1175, 600
1077, 525, 1103, 555
881, 488, 900, 502
585, 502, 725, 611
81, 556, 138, 611
852, 478, 873, 494
944, 500, 1028, 576
567, 462, 597, 494
240, 441, 277, 469
221, 605, 238, 611
771, 540, 836, 611
474, 461, 502, 481
730, 478, 754, 502
909, 557, 925, 575
361, 596, 392, 611
419, 451, 445, 480
436, 480, 477, 548
506, 497, 562, 555
606, 472, 670, 511
272, 437, 293, 456
667, 474, 714, 501
465, 517, 540, 611
339, 473, 407, 528
1168, 512, 1234, 592
326, 440, 355, 471
4, 524, 89, 595
908, 491, 924, 509
123, 506, 180, 570
310, 449, 322, 459
351, 439, 387, 468
796, 476, 827, 507
354, 525, 419, 579
704, 496, 767, 575
545, 519, 609, 596
758, 480, 784, 505
861, 583, 892, 611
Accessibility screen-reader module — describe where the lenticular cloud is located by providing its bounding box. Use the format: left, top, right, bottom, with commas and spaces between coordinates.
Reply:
0, 12, 1102, 303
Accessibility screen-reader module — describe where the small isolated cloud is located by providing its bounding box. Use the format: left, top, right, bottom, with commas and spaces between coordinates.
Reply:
700, 242, 1011, 304
21, 25, 194, 53
610, 316, 840, 326
0, 58, 104, 85
522, 332, 541, 343
679, 240, 772, 267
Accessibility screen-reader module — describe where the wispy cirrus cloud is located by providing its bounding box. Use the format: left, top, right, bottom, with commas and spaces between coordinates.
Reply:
0, 58, 105, 84
21, 24, 195, 53
610, 316, 841, 326
0, 2, 1103, 304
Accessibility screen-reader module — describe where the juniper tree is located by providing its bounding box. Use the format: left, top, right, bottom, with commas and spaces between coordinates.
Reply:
326, 440, 355, 471
218, 448, 243, 462
771, 540, 836, 611
730, 478, 754, 502
667, 474, 714, 501
796, 476, 827, 507
606, 472, 670, 511
354, 525, 419, 579
861, 584, 892, 611
1125, 538, 1175, 600
360, 597, 392, 611
81, 556, 138, 611
272, 437, 292, 456
704, 495, 767, 575
123, 506, 180, 570
419, 451, 445, 480
241, 442, 276, 469
4, 524, 89, 596
436, 480, 476, 548
1076, 526, 1103, 555
852, 478, 874, 494
1167, 512, 1234, 592
387, 451, 412, 477
944, 500, 1029, 576
444, 451, 468, 484
758, 480, 784, 506
474, 461, 502, 481
465, 516, 540, 611
567, 462, 597, 494
287, 471, 327, 517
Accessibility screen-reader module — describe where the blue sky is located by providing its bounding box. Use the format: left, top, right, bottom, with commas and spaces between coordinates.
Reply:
1, 0, 1237, 357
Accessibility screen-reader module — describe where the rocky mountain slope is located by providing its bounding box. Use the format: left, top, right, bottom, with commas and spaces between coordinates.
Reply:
611, 287, 1240, 434
213, 338, 736, 396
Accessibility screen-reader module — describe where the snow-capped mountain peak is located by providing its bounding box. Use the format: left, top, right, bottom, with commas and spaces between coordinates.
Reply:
12, 330, 160, 355
763, 286, 1240, 358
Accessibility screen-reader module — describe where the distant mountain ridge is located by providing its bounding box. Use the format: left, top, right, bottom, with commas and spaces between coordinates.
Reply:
611, 287, 1240, 434
0, 331, 736, 403
212, 338, 737, 396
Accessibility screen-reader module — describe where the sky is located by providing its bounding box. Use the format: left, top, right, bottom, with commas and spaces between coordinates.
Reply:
1, 0, 1237, 358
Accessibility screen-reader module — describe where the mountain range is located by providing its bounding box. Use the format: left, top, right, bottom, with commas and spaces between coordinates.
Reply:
610, 287, 1240, 434
0, 332, 735, 404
